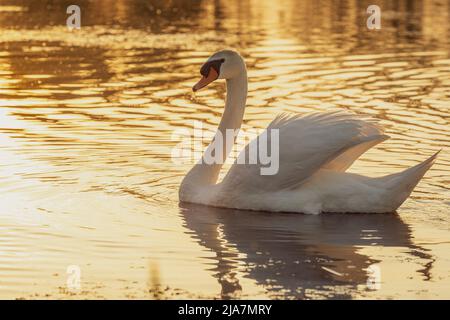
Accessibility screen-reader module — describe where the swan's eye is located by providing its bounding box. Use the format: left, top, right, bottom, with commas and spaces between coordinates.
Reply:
193, 58, 225, 92
200, 59, 225, 77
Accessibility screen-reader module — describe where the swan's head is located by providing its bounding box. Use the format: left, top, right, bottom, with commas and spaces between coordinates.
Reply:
193, 50, 245, 92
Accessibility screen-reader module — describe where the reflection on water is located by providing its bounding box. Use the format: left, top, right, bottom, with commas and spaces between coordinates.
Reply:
0, 0, 449, 299
181, 203, 424, 299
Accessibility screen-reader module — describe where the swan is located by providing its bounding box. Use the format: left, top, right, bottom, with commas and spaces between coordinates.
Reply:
179, 49, 439, 214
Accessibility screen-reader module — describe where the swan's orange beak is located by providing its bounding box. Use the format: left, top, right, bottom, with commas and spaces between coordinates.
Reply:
192, 68, 219, 92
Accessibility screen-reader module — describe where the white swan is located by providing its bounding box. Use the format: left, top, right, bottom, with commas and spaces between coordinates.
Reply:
179, 50, 439, 214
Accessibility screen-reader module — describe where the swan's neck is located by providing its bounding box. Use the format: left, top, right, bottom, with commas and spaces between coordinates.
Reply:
182, 70, 248, 192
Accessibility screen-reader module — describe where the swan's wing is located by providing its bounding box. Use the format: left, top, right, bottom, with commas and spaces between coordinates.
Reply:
322, 134, 389, 171
221, 111, 387, 192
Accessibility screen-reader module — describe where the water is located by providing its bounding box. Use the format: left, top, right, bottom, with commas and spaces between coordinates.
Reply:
0, 0, 449, 299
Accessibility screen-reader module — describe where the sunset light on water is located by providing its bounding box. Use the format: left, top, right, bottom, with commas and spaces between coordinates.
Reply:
0, 0, 449, 301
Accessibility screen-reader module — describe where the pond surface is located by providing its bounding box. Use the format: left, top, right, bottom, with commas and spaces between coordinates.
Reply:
0, 0, 449, 299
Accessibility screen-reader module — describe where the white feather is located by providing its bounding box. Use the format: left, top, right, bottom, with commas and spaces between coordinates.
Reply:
179, 50, 438, 214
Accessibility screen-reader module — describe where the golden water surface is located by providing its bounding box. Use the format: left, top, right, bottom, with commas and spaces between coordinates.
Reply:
0, 0, 449, 299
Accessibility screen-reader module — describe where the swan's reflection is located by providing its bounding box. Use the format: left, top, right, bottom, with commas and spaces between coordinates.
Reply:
180, 203, 428, 299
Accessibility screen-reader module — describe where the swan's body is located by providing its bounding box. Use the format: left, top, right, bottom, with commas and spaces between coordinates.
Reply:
179, 50, 438, 214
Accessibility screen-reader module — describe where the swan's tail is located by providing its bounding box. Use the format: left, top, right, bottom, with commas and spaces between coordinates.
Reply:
380, 150, 440, 211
